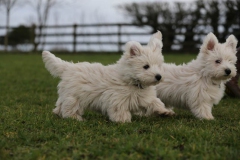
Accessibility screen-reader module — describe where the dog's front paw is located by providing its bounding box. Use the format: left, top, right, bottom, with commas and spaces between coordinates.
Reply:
166, 108, 175, 115
71, 114, 84, 121
155, 108, 175, 116
205, 116, 214, 120
198, 115, 214, 120
163, 109, 175, 116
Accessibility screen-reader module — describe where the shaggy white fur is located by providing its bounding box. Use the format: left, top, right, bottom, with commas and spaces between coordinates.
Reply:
42, 31, 174, 122
156, 33, 238, 120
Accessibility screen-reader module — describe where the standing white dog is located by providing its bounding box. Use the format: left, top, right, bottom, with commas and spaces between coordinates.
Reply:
42, 31, 174, 123
155, 33, 238, 120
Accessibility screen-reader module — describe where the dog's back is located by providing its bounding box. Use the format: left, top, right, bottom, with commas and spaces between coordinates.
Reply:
157, 62, 200, 109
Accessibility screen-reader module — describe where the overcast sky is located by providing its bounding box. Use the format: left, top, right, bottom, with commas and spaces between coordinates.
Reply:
0, 0, 195, 26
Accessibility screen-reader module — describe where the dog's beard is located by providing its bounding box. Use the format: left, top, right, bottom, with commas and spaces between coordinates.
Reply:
133, 79, 144, 89
212, 73, 233, 81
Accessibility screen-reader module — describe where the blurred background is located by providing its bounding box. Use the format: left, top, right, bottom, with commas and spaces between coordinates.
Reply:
0, 0, 239, 53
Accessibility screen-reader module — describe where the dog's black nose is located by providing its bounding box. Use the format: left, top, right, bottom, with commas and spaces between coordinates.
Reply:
225, 69, 231, 75
155, 74, 162, 81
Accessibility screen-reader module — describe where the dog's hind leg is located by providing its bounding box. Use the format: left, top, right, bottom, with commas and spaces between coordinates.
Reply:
60, 97, 84, 121
191, 103, 214, 120
53, 98, 62, 117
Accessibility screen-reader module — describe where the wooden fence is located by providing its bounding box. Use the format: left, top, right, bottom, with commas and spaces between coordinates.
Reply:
0, 23, 152, 53
38, 23, 154, 53
1, 23, 239, 53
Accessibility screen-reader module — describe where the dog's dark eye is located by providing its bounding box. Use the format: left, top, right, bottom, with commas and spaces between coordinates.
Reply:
215, 60, 221, 64
143, 65, 150, 69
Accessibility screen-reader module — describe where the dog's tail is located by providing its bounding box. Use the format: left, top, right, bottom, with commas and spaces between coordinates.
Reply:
42, 51, 72, 78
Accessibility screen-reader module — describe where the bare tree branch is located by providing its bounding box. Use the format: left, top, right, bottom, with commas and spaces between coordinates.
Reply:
29, 0, 58, 51
0, 0, 18, 51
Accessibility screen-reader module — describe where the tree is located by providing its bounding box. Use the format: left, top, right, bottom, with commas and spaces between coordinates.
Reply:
0, 0, 17, 51
29, 0, 58, 51
201, 0, 222, 39
223, 0, 240, 42
119, 0, 240, 52
201, 0, 240, 43
119, 2, 193, 52
177, 1, 205, 52
8, 25, 31, 50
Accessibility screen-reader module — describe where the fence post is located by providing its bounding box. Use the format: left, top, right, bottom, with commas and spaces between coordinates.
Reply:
73, 24, 77, 53
30, 24, 37, 52
4, 18, 9, 52
117, 24, 122, 53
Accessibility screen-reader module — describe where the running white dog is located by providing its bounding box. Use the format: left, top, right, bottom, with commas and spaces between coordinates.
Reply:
155, 33, 238, 120
42, 31, 174, 122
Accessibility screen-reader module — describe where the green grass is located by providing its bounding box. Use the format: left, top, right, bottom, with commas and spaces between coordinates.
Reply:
0, 53, 239, 160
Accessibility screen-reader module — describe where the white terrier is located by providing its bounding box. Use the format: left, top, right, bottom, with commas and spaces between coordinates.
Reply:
155, 33, 238, 120
42, 31, 174, 123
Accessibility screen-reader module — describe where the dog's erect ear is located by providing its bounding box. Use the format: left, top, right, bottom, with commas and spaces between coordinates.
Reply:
226, 35, 238, 53
126, 41, 142, 57
130, 45, 140, 56
148, 31, 163, 52
200, 32, 218, 54
148, 31, 162, 43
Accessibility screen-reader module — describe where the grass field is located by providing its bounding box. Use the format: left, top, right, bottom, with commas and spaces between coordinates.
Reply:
0, 53, 239, 160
